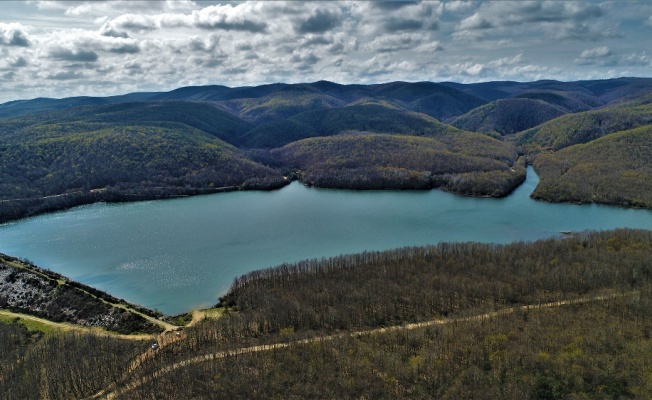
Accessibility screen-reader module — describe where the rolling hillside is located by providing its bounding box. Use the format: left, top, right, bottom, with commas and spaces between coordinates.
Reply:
239, 103, 464, 148
0, 106, 285, 222
532, 125, 652, 208
0, 78, 651, 222
516, 103, 652, 151
513, 90, 601, 112
273, 132, 524, 196
450, 98, 566, 137
3, 78, 651, 123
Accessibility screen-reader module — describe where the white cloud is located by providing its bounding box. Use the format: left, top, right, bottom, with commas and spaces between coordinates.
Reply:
0, 1, 650, 103
105, 4, 270, 34
578, 46, 612, 59
365, 33, 427, 53
458, 13, 492, 31
37, 1, 196, 17
574, 46, 615, 66
0, 23, 31, 47
452, 1, 619, 42
443, 1, 475, 13
619, 51, 652, 67
489, 54, 524, 68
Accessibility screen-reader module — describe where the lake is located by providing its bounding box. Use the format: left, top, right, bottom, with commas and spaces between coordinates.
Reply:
1, 167, 652, 315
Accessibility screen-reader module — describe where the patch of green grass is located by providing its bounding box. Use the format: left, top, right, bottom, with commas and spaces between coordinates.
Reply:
165, 312, 193, 326
0, 313, 55, 334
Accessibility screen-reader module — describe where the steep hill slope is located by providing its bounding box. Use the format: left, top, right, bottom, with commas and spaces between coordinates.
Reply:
0, 111, 284, 222
371, 81, 486, 120
516, 103, 652, 151
532, 125, 652, 208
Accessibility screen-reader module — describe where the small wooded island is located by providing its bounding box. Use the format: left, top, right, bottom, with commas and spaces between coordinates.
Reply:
2, 78, 652, 399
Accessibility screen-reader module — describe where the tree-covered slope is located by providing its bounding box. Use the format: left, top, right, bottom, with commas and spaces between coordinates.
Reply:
450, 98, 567, 137
532, 125, 652, 208
0, 92, 157, 119
513, 90, 602, 113
212, 92, 346, 125
0, 118, 284, 222
239, 103, 465, 148
0, 101, 254, 146
516, 103, 652, 151
273, 132, 524, 196
371, 81, 486, 120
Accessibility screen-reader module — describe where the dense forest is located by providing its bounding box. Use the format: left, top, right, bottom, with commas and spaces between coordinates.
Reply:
1, 78, 652, 223
273, 133, 525, 196
1, 229, 652, 399
450, 98, 567, 137
531, 126, 652, 208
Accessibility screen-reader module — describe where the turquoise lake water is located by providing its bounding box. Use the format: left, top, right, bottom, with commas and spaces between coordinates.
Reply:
1, 167, 652, 315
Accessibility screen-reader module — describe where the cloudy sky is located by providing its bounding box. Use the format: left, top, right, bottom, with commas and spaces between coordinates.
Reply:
1, 0, 652, 103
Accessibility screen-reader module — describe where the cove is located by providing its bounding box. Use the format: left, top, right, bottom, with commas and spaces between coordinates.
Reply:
1, 167, 652, 315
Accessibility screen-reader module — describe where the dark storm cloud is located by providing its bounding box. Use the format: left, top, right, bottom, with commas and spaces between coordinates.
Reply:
49, 48, 99, 62
291, 53, 320, 65
296, 10, 342, 34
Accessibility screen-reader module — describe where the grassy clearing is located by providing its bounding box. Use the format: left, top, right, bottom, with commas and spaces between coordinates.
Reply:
0, 312, 56, 334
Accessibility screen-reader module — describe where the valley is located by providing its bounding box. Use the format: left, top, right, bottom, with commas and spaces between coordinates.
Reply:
2, 78, 652, 399
2, 78, 652, 224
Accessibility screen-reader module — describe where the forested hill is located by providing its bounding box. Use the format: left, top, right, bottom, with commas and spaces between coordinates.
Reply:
1, 77, 652, 222
3, 78, 650, 122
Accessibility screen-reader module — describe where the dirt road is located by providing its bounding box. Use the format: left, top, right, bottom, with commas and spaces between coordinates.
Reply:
99, 291, 636, 399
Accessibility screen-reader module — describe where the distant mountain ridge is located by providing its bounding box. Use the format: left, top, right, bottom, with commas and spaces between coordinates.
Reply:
3, 78, 651, 121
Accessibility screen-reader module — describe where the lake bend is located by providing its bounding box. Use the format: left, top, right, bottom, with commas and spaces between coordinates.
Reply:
1, 166, 652, 315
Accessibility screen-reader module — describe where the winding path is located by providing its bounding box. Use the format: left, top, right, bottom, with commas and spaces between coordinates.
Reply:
96, 291, 636, 399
